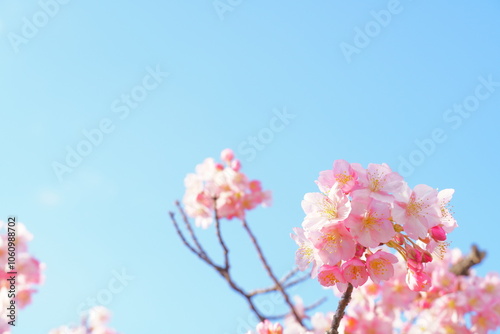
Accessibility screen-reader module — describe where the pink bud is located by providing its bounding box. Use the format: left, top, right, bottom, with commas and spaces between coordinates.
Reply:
394, 233, 405, 245
406, 246, 422, 263
220, 148, 234, 162
355, 244, 366, 257
231, 159, 241, 171
429, 225, 447, 241
421, 251, 433, 263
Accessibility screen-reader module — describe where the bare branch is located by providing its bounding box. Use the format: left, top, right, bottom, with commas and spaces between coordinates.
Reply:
214, 200, 230, 270
305, 296, 328, 311
170, 204, 266, 322
450, 244, 487, 276
267, 297, 328, 320
175, 201, 209, 258
326, 283, 354, 334
169, 211, 212, 265
249, 272, 309, 297
170, 202, 313, 327
241, 219, 305, 328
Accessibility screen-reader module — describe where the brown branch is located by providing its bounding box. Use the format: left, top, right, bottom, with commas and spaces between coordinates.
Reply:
281, 267, 301, 282
170, 204, 266, 321
249, 271, 309, 296
214, 268, 266, 321
267, 297, 328, 320
169, 211, 216, 266
450, 244, 486, 276
241, 219, 305, 328
213, 200, 230, 270
175, 201, 208, 258
326, 283, 354, 334
170, 202, 313, 327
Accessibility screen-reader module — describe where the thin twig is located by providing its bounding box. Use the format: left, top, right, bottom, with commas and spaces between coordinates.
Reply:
215, 268, 266, 321
248, 267, 300, 296
213, 199, 230, 270
450, 244, 486, 276
282, 267, 301, 282
327, 283, 354, 334
170, 205, 266, 322
242, 219, 305, 328
249, 273, 309, 296
267, 297, 328, 320
169, 211, 214, 265
175, 201, 208, 258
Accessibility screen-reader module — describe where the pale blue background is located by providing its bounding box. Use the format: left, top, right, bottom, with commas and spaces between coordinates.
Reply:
1, 1, 499, 333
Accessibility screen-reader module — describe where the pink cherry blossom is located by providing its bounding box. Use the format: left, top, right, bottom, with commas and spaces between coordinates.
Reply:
0, 222, 44, 331
49, 306, 119, 334
290, 227, 323, 277
365, 250, 398, 284
310, 223, 356, 266
293, 159, 458, 295
220, 148, 235, 162
393, 184, 441, 239
351, 163, 404, 202
341, 258, 368, 287
317, 265, 346, 290
406, 269, 431, 291
438, 188, 458, 233
183, 149, 272, 228
301, 185, 351, 230
256, 320, 283, 334
316, 159, 358, 194
344, 197, 395, 248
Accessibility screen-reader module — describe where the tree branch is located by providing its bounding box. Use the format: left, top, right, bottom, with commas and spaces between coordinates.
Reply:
169, 211, 216, 266
213, 200, 230, 270
249, 271, 309, 297
241, 219, 305, 328
450, 244, 486, 276
326, 283, 354, 334
267, 297, 328, 320
175, 201, 208, 258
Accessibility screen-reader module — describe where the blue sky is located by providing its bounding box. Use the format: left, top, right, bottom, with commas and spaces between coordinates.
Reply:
1, 1, 500, 333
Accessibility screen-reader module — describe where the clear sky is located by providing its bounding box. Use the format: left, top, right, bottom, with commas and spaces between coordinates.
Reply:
1, 1, 500, 333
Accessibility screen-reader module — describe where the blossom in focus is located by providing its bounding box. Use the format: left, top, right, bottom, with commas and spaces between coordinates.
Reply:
343, 247, 500, 333
365, 250, 398, 284
290, 227, 323, 277
292, 160, 457, 292
344, 197, 395, 248
301, 185, 351, 230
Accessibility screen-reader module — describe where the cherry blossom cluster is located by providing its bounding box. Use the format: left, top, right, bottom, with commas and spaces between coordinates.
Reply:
248, 247, 500, 333
49, 306, 119, 334
0, 221, 44, 333
183, 149, 272, 228
291, 160, 457, 292
340, 248, 500, 333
